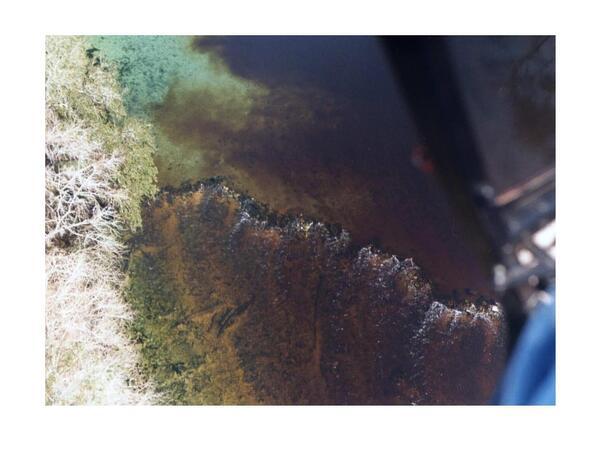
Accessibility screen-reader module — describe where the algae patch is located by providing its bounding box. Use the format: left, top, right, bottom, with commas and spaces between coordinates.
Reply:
126, 248, 256, 404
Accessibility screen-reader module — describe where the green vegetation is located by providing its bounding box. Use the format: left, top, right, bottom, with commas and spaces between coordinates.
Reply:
45, 36, 159, 404
115, 120, 159, 231
125, 251, 207, 404
46, 36, 158, 234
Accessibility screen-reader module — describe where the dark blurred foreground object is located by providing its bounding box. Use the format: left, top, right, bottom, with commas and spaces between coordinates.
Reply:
494, 287, 555, 404
381, 36, 555, 404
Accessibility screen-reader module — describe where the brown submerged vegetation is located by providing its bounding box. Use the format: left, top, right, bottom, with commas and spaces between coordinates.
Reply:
127, 179, 507, 404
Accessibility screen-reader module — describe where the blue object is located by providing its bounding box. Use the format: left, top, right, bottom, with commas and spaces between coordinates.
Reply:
494, 290, 556, 405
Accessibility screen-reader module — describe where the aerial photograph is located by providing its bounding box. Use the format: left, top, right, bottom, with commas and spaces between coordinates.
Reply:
44, 35, 555, 406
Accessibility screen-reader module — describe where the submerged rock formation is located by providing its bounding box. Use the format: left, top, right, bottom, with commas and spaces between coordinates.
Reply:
127, 180, 506, 404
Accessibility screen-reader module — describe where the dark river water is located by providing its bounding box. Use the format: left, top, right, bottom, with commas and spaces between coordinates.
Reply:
113, 35, 554, 295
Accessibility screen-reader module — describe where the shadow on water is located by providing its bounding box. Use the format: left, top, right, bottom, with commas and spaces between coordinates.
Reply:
446, 36, 555, 192
149, 36, 554, 295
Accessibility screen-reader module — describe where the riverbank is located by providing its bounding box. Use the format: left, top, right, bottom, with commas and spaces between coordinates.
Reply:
45, 36, 159, 404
